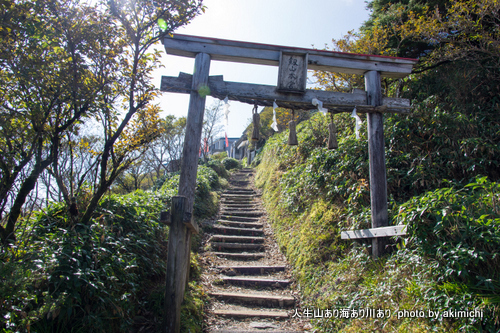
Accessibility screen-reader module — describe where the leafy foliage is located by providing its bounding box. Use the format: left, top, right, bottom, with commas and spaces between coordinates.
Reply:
0, 0, 205, 242
2, 190, 169, 332
221, 157, 241, 171
255, 108, 500, 331
253, 0, 500, 331
0, 158, 236, 331
400, 177, 500, 285
203, 158, 229, 179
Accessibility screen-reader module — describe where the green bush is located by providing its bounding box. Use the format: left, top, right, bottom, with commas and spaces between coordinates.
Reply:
399, 177, 500, 285
254, 107, 500, 332
193, 166, 219, 217
250, 148, 264, 167
397, 177, 500, 330
205, 159, 229, 178
211, 151, 227, 161
1, 190, 169, 332
1, 164, 222, 332
221, 157, 240, 170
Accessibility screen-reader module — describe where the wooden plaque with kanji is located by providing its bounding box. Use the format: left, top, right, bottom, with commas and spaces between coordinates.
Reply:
277, 52, 308, 93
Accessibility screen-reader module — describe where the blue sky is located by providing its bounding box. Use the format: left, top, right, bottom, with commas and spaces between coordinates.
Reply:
154, 0, 372, 138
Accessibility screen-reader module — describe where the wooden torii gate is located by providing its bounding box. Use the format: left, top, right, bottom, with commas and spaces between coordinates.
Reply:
160, 34, 417, 332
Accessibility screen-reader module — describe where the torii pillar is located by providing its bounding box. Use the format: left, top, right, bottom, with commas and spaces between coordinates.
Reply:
164, 52, 210, 333
365, 70, 388, 258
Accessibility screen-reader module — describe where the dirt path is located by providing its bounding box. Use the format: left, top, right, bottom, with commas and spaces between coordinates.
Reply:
199, 169, 310, 333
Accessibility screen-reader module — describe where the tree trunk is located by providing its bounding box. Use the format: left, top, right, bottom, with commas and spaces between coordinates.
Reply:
1, 158, 52, 243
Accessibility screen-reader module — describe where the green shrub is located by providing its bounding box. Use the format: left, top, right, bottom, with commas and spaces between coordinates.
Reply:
193, 166, 219, 217
396, 176, 500, 330
399, 176, 500, 285
2, 163, 223, 332
255, 108, 500, 332
206, 159, 229, 178
250, 148, 263, 167
0, 190, 169, 332
222, 157, 240, 170
211, 151, 227, 161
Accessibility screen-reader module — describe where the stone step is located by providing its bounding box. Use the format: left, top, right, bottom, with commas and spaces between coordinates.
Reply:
221, 206, 257, 212
218, 265, 286, 275
211, 225, 263, 236
223, 194, 255, 199
222, 201, 255, 206
218, 220, 264, 229
222, 193, 253, 197
222, 277, 291, 288
223, 202, 258, 206
210, 252, 265, 260
212, 309, 288, 319
220, 215, 261, 223
229, 182, 250, 187
211, 331, 302, 333
222, 193, 254, 198
210, 235, 265, 243
209, 291, 295, 307
224, 189, 255, 195
223, 196, 254, 200
222, 206, 258, 211
222, 198, 255, 204
221, 211, 263, 217
211, 242, 264, 251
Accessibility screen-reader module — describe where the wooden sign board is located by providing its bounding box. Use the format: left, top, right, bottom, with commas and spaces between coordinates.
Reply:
341, 225, 407, 240
277, 52, 308, 93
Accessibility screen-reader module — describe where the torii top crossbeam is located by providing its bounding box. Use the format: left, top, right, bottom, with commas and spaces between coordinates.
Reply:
163, 34, 417, 78
161, 34, 417, 113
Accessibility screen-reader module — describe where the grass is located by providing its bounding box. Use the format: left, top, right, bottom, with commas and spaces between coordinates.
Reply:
254, 112, 500, 332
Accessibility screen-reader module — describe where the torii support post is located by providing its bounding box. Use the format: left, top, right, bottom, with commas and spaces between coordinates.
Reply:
164, 52, 210, 333
164, 196, 189, 333
365, 70, 388, 258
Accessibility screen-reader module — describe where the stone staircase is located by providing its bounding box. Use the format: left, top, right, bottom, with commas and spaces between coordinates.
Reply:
203, 169, 305, 333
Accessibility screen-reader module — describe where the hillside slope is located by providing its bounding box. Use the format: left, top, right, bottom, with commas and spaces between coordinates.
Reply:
254, 104, 500, 331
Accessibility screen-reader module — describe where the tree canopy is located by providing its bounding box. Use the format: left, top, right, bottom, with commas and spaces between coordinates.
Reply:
0, 0, 204, 242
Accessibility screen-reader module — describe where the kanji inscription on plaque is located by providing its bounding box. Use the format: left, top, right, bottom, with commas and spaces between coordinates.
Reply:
277, 52, 308, 93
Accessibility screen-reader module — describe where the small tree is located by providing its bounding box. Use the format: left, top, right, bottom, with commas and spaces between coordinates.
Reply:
0, 0, 121, 242
144, 115, 187, 180
201, 101, 224, 159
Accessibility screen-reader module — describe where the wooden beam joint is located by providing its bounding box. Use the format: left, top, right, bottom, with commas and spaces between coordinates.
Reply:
183, 211, 199, 234
160, 211, 171, 225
